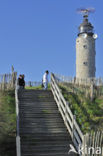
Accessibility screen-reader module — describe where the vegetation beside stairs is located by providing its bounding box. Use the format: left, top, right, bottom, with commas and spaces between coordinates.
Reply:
0, 90, 16, 156
59, 84, 103, 134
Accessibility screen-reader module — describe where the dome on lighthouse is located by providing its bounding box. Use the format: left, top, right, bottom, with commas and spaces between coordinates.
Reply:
78, 15, 94, 36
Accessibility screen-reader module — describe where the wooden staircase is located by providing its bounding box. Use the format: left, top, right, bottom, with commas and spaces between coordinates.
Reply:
19, 90, 78, 156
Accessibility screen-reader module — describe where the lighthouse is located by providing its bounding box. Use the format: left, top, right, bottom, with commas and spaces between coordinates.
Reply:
76, 8, 97, 82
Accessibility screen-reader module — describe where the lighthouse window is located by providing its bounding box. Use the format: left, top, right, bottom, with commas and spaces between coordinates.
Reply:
83, 45, 87, 49
83, 62, 88, 65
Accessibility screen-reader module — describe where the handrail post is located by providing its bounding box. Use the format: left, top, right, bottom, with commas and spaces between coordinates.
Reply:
65, 101, 69, 126
12, 72, 17, 89
15, 80, 21, 156
72, 115, 76, 141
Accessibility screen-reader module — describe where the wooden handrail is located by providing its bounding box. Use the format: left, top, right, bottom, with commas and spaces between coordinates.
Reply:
50, 73, 84, 150
15, 80, 21, 156
51, 73, 103, 156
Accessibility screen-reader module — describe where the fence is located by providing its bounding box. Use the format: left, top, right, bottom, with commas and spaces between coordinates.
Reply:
54, 74, 103, 98
54, 74, 103, 86
0, 72, 17, 90
25, 81, 42, 87
83, 131, 103, 156
50, 73, 103, 156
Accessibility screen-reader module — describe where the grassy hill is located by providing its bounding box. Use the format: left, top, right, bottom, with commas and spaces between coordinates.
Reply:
59, 83, 103, 134
0, 90, 16, 156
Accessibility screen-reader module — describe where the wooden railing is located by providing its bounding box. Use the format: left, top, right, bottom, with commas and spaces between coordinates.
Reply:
51, 73, 84, 150
51, 73, 103, 156
15, 80, 21, 156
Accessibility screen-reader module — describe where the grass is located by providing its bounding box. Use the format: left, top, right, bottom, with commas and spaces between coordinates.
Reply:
0, 90, 16, 156
59, 84, 103, 134
25, 83, 50, 90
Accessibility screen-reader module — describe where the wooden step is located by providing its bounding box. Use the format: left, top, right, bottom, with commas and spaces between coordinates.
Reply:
18, 89, 76, 156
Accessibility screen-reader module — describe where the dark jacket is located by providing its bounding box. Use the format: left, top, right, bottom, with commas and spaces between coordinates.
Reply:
18, 77, 25, 87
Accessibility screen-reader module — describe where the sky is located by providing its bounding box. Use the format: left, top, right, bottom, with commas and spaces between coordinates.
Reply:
0, 0, 103, 81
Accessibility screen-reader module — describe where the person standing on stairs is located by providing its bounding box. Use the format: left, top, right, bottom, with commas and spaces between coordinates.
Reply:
18, 74, 25, 89
42, 70, 49, 90
22, 74, 25, 89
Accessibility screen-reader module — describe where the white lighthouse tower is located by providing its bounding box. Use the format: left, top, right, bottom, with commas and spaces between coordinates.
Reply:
76, 8, 97, 82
